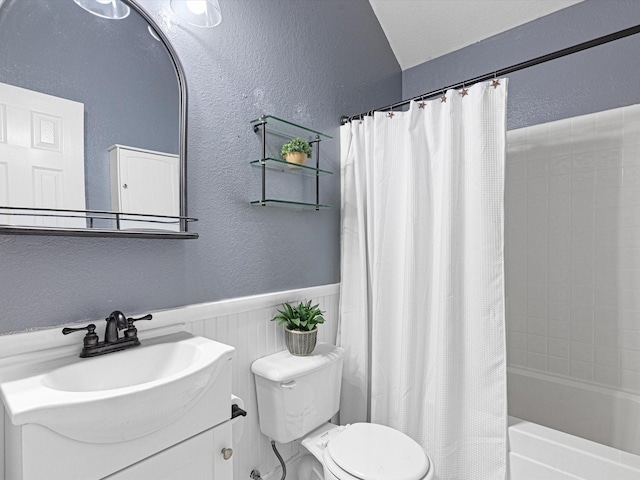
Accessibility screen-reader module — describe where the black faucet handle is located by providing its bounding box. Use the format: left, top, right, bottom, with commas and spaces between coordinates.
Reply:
123, 314, 153, 338
127, 313, 152, 326
62, 323, 99, 347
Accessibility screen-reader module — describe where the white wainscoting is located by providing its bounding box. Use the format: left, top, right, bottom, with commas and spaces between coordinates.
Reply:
0, 283, 340, 480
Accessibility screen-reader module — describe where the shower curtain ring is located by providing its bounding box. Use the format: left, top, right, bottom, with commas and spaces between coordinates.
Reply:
440, 90, 447, 103
491, 73, 501, 89
387, 108, 395, 119
419, 96, 426, 109
460, 83, 469, 97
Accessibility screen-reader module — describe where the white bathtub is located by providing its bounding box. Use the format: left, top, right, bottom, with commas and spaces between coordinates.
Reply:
508, 417, 640, 480
508, 366, 640, 479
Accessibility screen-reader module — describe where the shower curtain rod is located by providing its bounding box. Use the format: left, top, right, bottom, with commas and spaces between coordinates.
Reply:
340, 24, 640, 125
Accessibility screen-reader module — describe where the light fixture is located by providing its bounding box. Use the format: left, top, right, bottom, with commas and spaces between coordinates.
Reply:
73, 0, 130, 20
170, 0, 222, 28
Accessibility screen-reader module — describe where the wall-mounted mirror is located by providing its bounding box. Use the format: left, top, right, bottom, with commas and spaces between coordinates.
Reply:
0, 0, 197, 238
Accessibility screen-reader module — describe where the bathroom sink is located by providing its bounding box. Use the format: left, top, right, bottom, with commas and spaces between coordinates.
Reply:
0, 332, 234, 443
42, 341, 199, 392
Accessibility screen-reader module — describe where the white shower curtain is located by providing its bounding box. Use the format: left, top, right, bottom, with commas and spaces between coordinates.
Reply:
338, 80, 508, 480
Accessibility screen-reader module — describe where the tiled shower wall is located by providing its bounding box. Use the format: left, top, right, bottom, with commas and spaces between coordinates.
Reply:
505, 104, 640, 394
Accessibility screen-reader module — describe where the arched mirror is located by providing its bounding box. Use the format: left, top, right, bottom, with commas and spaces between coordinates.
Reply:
0, 0, 197, 238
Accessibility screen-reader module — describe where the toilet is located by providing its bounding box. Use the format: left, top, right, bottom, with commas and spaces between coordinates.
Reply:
251, 343, 434, 480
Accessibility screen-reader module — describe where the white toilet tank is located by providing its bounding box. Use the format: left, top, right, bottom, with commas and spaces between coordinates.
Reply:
251, 343, 344, 444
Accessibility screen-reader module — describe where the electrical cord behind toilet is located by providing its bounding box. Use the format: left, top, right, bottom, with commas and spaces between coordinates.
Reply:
249, 440, 286, 480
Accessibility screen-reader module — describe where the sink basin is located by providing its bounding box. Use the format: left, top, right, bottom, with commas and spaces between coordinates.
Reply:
42, 342, 199, 392
0, 333, 234, 443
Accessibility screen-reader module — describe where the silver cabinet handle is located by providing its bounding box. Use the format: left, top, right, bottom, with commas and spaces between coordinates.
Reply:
221, 447, 233, 460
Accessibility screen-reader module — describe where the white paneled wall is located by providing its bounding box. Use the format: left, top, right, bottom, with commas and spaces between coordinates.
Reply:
0, 284, 340, 480
505, 104, 640, 394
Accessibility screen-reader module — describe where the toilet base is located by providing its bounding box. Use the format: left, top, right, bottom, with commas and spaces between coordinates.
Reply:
296, 454, 324, 480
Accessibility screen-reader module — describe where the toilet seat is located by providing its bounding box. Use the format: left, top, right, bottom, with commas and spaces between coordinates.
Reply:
323, 423, 431, 480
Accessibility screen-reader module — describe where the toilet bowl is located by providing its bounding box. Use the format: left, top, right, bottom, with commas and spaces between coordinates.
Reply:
302, 422, 434, 480
251, 344, 435, 480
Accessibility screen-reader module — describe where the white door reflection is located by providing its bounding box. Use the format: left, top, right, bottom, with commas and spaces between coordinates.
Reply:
0, 82, 86, 228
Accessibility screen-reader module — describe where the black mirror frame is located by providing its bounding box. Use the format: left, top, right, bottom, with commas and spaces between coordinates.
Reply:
0, 0, 198, 240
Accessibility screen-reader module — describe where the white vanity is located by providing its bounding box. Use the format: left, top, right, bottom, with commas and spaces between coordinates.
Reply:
0, 332, 236, 479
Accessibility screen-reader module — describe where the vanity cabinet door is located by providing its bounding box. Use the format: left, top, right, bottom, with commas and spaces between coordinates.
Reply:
103, 421, 233, 480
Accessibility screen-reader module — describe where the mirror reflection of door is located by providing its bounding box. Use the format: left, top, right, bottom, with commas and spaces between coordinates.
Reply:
0, 82, 86, 228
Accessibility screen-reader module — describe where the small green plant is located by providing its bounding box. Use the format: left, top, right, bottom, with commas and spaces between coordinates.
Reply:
271, 300, 325, 332
281, 138, 313, 159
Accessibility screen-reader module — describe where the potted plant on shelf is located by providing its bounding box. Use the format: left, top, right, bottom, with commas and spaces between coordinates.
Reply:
281, 137, 312, 168
271, 300, 325, 356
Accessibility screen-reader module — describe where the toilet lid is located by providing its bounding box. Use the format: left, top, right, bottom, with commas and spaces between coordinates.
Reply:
326, 423, 430, 480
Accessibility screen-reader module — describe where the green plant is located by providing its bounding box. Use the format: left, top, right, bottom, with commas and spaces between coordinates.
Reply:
271, 300, 325, 332
281, 138, 313, 159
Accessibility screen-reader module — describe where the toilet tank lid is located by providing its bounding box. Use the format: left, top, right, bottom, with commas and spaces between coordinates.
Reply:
251, 343, 344, 382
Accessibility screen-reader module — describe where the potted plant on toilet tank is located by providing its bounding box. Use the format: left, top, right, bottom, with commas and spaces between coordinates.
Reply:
271, 300, 324, 355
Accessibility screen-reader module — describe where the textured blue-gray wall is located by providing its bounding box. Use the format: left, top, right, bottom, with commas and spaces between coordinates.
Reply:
0, 0, 400, 333
0, 0, 180, 212
403, 0, 640, 130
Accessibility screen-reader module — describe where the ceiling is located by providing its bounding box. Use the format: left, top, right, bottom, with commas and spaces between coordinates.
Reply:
369, 0, 584, 70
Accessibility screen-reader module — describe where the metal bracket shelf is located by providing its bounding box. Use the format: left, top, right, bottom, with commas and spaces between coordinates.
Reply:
250, 157, 332, 177
251, 116, 332, 211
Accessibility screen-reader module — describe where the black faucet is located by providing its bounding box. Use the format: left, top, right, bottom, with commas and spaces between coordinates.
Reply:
105, 310, 128, 343
63, 311, 153, 358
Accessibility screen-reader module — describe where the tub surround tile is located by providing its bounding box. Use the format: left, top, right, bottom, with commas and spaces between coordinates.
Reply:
527, 334, 548, 354
619, 310, 640, 331
527, 352, 547, 371
619, 330, 640, 351
506, 104, 640, 395
508, 348, 527, 367
548, 320, 570, 340
621, 370, 640, 392
508, 314, 527, 334
548, 338, 569, 359
571, 342, 594, 363
595, 345, 620, 368
527, 317, 548, 337
527, 299, 548, 319
620, 350, 640, 373
595, 326, 619, 347
594, 365, 621, 387
509, 332, 527, 351
570, 324, 593, 344
570, 360, 594, 381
